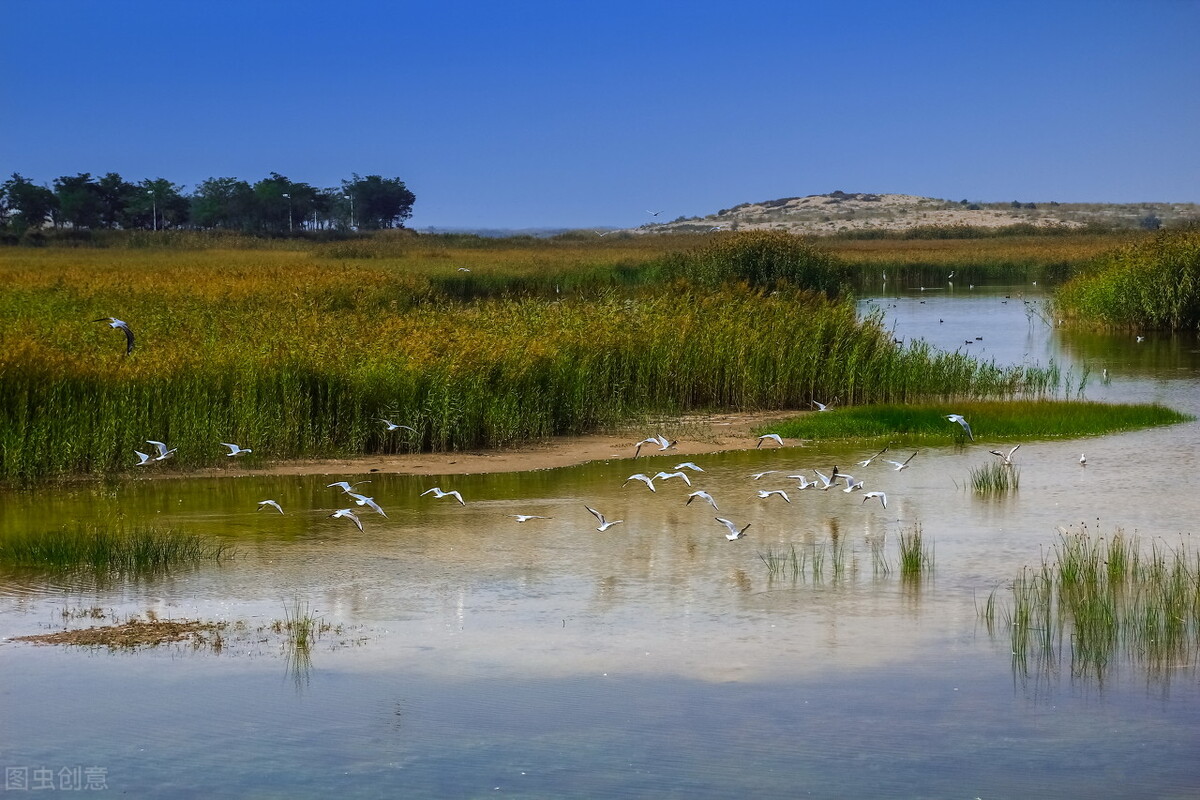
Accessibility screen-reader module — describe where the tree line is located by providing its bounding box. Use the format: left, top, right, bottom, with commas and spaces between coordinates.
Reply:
0, 171, 415, 235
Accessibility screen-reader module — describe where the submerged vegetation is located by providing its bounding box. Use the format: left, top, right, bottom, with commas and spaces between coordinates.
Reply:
1054, 230, 1200, 331
764, 400, 1192, 444
988, 525, 1200, 680
0, 524, 234, 573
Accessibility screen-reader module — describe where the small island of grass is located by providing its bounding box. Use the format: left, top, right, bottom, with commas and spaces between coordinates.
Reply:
760, 400, 1192, 444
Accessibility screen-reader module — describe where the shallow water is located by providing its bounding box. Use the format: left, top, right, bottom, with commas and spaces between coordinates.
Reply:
3, 286, 1199, 798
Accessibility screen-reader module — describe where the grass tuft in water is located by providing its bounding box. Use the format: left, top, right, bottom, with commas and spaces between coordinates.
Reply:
0, 524, 234, 574
897, 524, 934, 578
274, 599, 329, 654
1000, 525, 1200, 680
969, 462, 1020, 495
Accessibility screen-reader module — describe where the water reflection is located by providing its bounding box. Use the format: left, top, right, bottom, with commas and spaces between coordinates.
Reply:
1, 289, 1199, 796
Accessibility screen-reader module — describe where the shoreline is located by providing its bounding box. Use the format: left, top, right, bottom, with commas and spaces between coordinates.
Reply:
122, 410, 807, 481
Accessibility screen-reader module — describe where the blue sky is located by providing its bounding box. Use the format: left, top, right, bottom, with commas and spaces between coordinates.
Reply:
3, 1, 1197, 229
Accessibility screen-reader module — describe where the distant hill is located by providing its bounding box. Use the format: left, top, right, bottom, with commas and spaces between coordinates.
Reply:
635, 192, 1200, 235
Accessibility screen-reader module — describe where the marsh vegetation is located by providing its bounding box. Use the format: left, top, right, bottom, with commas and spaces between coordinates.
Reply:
2, 232, 1117, 483
0, 523, 234, 574
987, 525, 1200, 680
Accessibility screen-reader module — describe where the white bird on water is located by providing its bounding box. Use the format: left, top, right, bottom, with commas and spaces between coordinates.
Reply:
585, 505, 623, 532
862, 491, 887, 509
757, 489, 791, 503
883, 451, 918, 472
421, 487, 466, 505
685, 490, 719, 510
257, 499, 284, 514
220, 442, 252, 456
330, 508, 364, 531
653, 471, 693, 487
623, 473, 657, 492
945, 414, 974, 441
146, 440, 176, 462
756, 434, 784, 449
989, 445, 1021, 466
715, 517, 751, 541
1080, 453, 1087, 466
94, 317, 134, 355
509, 514, 551, 523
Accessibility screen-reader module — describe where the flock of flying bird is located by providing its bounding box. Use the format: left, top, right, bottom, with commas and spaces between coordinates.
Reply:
126, 411, 1050, 539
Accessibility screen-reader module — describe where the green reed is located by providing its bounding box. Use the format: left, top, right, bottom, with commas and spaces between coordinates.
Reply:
1054, 230, 1200, 331
0, 242, 1097, 482
0, 523, 234, 573
969, 462, 1020, 495
1001, 525, 1200, 679
759, 544, 807, 579
897, 524, 934, 578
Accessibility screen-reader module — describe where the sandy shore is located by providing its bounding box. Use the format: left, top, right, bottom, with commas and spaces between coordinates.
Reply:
172, 411, 806, 480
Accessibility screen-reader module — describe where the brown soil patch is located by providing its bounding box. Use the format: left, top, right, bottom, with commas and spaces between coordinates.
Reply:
14, 619, 225, 648
147, 410, 808, 480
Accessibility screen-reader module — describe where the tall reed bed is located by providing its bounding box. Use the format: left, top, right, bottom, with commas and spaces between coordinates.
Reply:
0, 244, 1071, 481
993, 525, 1200, 679
828, 232, 1137, 287
1054, 230, 1200, 330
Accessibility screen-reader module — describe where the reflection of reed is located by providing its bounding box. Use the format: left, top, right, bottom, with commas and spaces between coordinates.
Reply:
284, 645, 312, 692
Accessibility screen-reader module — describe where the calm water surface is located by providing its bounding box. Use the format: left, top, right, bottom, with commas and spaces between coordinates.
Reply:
2, 287, 1198, 798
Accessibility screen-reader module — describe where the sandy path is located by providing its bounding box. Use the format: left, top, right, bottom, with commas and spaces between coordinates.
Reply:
173, 411, 806, 480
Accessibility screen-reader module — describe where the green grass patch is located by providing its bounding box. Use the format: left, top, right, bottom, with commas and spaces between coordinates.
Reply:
761, 399, 1192, 444
0, 524, 234, 574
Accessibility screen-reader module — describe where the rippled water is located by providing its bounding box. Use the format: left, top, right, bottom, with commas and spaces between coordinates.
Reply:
2, 286, 1198, 798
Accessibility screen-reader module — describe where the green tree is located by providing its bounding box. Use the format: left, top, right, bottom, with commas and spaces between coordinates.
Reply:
140, 178, 188, 230
191, 177, 255, 230
342, 174, 415, 230
53, 173, 104, 229
96, 172, 138, 229
2, 173, 58, 231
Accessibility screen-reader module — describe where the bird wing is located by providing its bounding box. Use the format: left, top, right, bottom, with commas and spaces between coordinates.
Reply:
714, 518, 737, 535
147, 440, 169, 458
120, 324, 134, 355
448, 491, 465, 505
584, 505, 605, 525
420, 487, 440, 497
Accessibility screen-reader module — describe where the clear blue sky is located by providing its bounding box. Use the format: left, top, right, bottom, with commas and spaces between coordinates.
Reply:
3, 0, 1197, 229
